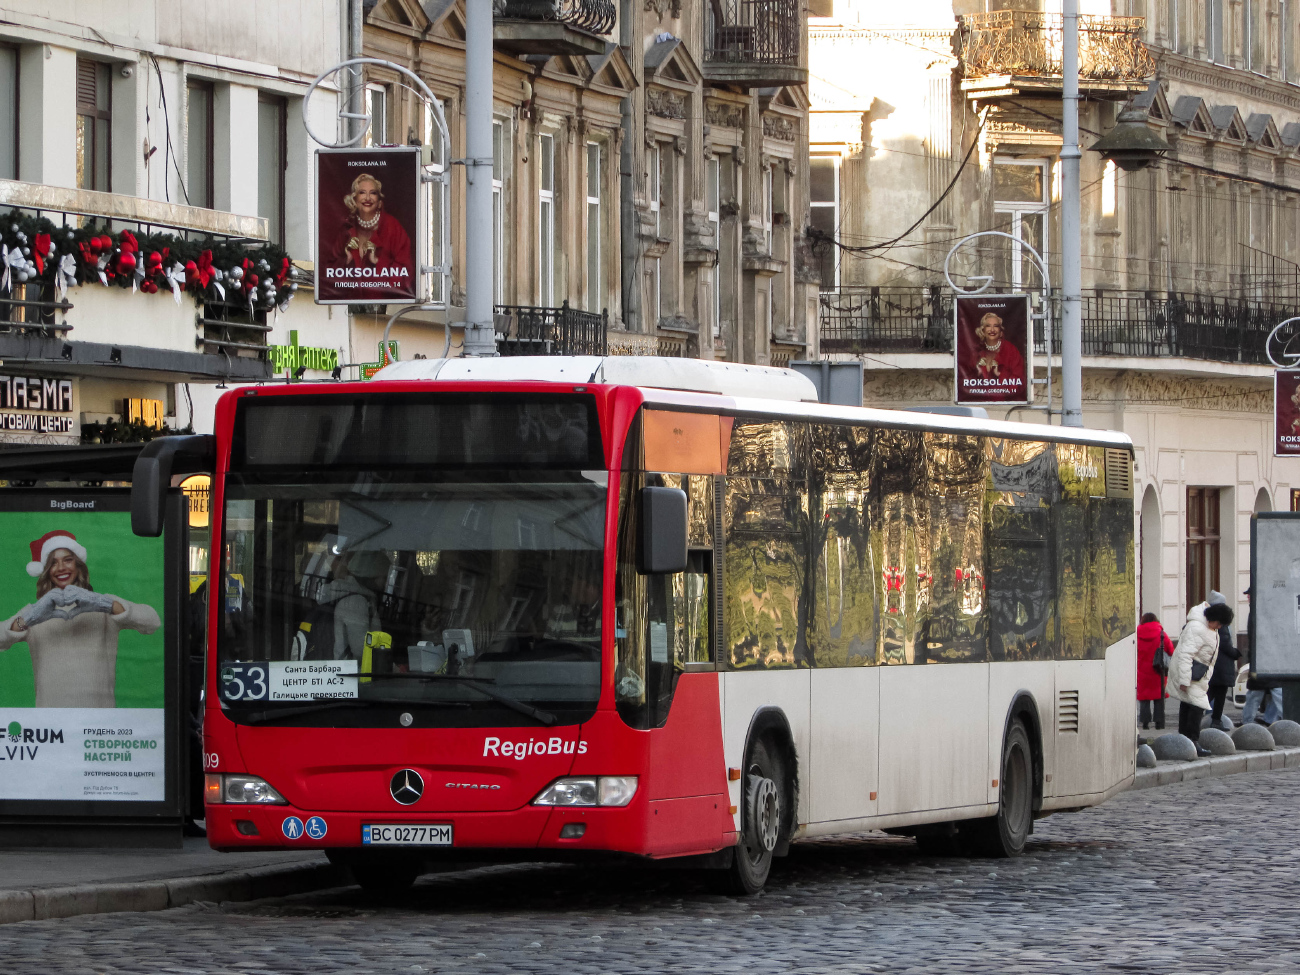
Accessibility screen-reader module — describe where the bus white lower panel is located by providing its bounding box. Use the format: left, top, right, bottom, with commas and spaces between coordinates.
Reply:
798, 802, 1000, 839
877, 663, 989, 817
986, 661, 1055, 808
719, 669, 813, 827
809, 668, 879, 822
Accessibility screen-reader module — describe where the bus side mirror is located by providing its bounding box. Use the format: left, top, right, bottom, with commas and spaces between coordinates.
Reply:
639, 486, 688, 575
131, 435, 217, 537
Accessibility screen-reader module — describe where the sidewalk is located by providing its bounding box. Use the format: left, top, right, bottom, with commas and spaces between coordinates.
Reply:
0, 837, 345, 925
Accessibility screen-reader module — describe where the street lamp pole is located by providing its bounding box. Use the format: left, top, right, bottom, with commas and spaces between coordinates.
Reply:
1060, 0, 1083, 427
462, 0, 498, 356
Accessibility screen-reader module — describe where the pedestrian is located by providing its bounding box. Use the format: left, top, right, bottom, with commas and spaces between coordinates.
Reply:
1136, 612, 1172, 729
1240, 587, 1284, 726
1205, 591, 1242, 730
1168, 600, 1234, 757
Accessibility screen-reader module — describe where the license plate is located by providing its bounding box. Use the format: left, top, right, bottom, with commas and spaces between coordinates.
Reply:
362, 824, 453, 846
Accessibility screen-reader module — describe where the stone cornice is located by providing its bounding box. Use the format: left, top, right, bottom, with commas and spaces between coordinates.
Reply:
1158, 51, 1300, 114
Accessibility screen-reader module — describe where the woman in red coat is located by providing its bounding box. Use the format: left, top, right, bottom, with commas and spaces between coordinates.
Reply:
1136, 612, 1172, 729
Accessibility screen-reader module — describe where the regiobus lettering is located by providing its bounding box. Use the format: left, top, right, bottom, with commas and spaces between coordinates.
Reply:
482, 736, 588, 759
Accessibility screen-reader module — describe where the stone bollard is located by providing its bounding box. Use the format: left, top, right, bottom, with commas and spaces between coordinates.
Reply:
1136, 743, 1157, 768
1198, 728, 1235, 755
1200, 713, 1233, 733
1231, 722, 1276, 751
1268, 719, 1300, 747
1151, 733, 1198, 761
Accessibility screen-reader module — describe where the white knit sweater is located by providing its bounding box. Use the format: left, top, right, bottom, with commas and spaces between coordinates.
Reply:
0, 596, 162, 707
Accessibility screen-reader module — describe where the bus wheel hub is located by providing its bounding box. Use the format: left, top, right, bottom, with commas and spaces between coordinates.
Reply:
748, 775, 779, 853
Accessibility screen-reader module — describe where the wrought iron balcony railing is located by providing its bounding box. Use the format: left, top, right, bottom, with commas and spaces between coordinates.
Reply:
819, 286, 1296, 366
495, 301, 608, 356
496, 0, 616, 37
703, 0, 804, 86
959, 11, 1155, 85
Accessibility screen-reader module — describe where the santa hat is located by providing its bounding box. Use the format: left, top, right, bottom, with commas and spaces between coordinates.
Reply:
27, 531, 87, 577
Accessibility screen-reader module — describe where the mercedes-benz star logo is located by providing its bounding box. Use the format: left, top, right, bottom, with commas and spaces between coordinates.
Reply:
390, 769, 424, 805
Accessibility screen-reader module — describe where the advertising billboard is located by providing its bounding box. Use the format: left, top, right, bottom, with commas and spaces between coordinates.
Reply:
0, 491, 180, 812
954, 294, 1032, 406
1275, 369, 1300, 457
1251, 513, 1300, 680
315, 146, 421, 305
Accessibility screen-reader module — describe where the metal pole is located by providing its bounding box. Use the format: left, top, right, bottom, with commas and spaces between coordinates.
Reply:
1060, 0, 1083, 427
347, 0, 364, 144
462, 0, 498, 356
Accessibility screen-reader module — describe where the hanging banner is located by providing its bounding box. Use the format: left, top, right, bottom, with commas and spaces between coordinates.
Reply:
954, 294, 1032, 406
1275, 369, 1300, 456
315, 146, 421, 305
0, 492, 179, 810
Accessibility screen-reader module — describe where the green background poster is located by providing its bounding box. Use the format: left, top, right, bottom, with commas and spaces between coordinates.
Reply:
0, 510, 165, 708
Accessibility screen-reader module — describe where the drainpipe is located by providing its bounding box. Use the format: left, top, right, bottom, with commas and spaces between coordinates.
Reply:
619, 0, 641, 332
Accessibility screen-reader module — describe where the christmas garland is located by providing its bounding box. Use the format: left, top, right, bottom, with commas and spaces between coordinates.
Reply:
0, 210, 300, 312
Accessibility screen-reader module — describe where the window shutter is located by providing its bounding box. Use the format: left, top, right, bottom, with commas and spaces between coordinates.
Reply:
76, 59, 99, 112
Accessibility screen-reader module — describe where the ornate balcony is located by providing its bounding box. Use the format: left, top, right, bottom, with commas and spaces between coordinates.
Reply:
494, 0, 616, 57
495, 301, 608, 356
818, 285, 1296, 366
704, 0, 806, 89
958, 11, 1155, 99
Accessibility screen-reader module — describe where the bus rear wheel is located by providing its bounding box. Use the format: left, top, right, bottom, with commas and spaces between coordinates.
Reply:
966, 718, 1034, 857
724, 737, 786, 895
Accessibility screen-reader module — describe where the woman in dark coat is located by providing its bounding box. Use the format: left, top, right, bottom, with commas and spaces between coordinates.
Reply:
1206, 591, 1242, 728
1136, 612, 1172, 729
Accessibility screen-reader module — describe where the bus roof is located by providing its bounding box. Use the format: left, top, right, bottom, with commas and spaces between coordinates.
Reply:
370, 356, 1133, 450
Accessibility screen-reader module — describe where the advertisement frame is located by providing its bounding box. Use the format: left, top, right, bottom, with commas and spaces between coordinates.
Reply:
313, 145, 425, 306
953, 293, 1034, 407
0, 489, 184, 821
1274, 369, 1300, 457
1250, 512, 1300, 681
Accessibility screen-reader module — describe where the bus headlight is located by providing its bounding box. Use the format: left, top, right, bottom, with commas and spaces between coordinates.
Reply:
532, 776, 638, 807
205, 773, 288, 805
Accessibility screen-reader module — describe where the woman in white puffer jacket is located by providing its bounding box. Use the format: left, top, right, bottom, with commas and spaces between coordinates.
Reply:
1168, 601, 1234, 754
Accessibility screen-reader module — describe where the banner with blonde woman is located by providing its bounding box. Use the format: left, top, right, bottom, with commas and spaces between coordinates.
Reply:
0, 492, 172, 804
954, 294, 1032, 406
315, 147, 421, 304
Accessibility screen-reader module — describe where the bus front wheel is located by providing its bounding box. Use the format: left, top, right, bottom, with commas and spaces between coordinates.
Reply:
966, 718, 1034, 857
724, 737, 787, 895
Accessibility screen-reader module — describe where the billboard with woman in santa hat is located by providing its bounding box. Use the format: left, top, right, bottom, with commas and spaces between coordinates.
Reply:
1, 528, 161, 708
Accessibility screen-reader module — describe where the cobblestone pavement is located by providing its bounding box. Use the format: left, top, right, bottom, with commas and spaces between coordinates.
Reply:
5, 768, 1300, 975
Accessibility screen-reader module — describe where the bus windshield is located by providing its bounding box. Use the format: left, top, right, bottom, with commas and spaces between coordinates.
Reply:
217, 472, 607, 727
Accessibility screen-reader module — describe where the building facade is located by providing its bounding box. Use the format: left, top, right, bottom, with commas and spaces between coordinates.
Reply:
361, 0, 817, 366
0, 2, 348, 446
810, 0, 1300, 634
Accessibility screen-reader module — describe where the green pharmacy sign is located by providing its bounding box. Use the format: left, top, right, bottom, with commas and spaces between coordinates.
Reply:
269, 331, 339, 375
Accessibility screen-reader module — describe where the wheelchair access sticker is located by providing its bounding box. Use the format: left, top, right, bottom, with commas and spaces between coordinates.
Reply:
305, 816, 328, 839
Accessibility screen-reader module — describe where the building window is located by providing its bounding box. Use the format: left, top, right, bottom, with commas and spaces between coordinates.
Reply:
365, 85, 388, 146
1283, 0, 1295, 81
76, 59, 111, 191
809, 155, 839, 289
257, 95, 286, 245
492, 117, 506, 304
1204, 0, 1224, 62
538, 133, 555, 307
586, 142, 603, 313
0, 47, 15, 180
1246, 0, 1266, 71
649, 142, 661, 325
1187, 487, 1220, 608
707, 154, 720, 336
762, 164, 774, 255
425, 102, 447, 306
993, 157, 1049, 291
186, 81, 214, 209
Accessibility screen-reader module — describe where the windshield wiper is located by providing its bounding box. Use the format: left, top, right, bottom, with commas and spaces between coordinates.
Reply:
237, 698, 469, 724
363, 673, 558, 727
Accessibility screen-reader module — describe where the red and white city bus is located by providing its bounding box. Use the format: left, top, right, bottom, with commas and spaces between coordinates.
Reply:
132, 356, 1137, 894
